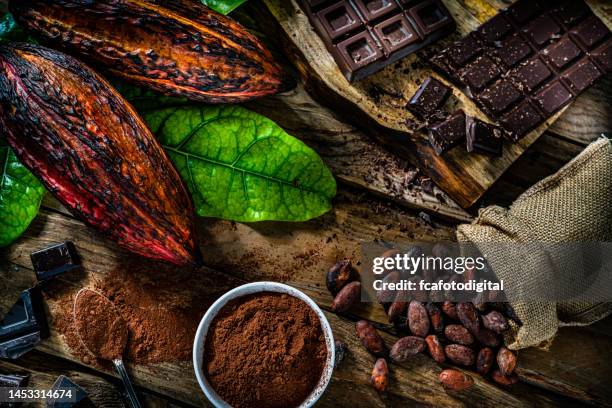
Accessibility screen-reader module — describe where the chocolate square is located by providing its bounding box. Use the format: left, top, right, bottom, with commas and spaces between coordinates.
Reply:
552, 0, 590, 29
316, 2, 363, 41
562, 58, 602, 93
479, 78, 522, 115
408, 0, 453, 36
446, 33, 482, 66
570, 15, 610, 49
591, 39, 612, 73
374, 14, 420, 54
460, 56, 502, 91
542, 36, 582, 70
465, 116, 504, 156
337, 31, 383, 70
478, 14, 513, 44
496, 34, 532, 67
522, 15, 562, 47
30, 241, 81, 282
534, 81, 573, 114
353, 0, 399, 21
407, 76, 451, 119
506, 0, 542, 25
513, 57, 552, 92
427, 110, 466, 155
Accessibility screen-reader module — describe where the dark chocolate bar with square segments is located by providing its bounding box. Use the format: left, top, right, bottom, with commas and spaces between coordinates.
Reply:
30, 241, 81, 282
427, 110, 466, 155
298, 0, 456, 82
466, 116, 504, 156
407, 76, 450, 119
430, 0, 610, 141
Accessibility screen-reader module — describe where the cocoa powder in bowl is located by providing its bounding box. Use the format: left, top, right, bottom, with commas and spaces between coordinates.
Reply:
203, 292, 327, 408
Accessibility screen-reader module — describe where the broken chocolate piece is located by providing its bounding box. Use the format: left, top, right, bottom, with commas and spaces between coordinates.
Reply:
466, 117, 504, 156
407, 77, 451, 119
46, 375, 92, 408
0, 374, 29, 387
428, 110, 466, 155
30, 241, 80, 282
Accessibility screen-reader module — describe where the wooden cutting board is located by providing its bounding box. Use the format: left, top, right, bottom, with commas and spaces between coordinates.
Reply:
261, 0, 611, 208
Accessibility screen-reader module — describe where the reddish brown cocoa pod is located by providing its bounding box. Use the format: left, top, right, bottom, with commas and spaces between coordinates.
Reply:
444, 344, 475, 366
482, 311, 508, 333
425, 335, 446, 364
387, 300, 408, 323
355, 320, 386, 357
371, 358, 389, 392
408, 301, 430, 337
491, 369, 519, 386
476, 347, 494, 375
444, 325, 474, 346
427, 303, 445, 334
439, 369, 474, 391
377, 271, 400, 304
497, 347, 517, 376
441, 301, 458, 320
389, 336, 426, 362
327, 259, 357, 295
457, 303, 480, 335
332, 282, 361, 313
474, 327, 500, 348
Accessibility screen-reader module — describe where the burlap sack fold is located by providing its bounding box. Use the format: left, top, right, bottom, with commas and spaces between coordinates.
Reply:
457, 137, 612, 350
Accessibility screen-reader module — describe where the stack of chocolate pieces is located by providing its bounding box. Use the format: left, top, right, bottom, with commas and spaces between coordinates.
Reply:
297, 0, 457, 81
430, 0, 611, 141
407, 77, 504, 156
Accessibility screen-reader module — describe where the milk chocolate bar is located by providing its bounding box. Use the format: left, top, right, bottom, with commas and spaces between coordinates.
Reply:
431, 0, 611, 141
298, 0, 456, 82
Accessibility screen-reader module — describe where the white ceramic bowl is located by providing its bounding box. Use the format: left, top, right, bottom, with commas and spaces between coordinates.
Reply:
193, 282, 335, 408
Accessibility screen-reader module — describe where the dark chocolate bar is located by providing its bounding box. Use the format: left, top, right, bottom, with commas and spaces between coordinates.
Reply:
431, 0, 611, 141
46, 375, 92, 408
31, 241, 80, 282
428, 110, 466, 155
298, 0, 456, 82
466, 117, 504, 156
407, 77, 451, 119
0, 374, 29, 388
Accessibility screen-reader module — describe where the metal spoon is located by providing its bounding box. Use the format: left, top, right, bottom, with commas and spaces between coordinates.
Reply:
73, 288, 142, 408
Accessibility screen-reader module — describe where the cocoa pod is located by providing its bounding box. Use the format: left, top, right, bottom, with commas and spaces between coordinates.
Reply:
457, 303, 480, 335
387, 300, 407, 323
482, 311, 508, 333
408, 301, 430, 337
327, 259, 356, 295
474, 327, 500, 348
11, 0, 289, 103
439, 369, 474, 391
426, 303, 445, 334
441, 301, 458, 320
476, 347, 494, 375
371, 358, 389, 393
444, 344, 475, 366
334, 341, 348, 368
332, 282, 361, 313
497, 347, 517, 376
389, 336, 426, 362
376, 271, 400, 304
425, 335, 446, 364
444, 325, 474, 346
491, 369, 519, 386
0, 43, 199, 265
355, 320, 386, 357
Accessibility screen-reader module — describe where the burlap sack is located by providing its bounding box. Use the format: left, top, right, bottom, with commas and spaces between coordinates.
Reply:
457, 137, 612, 350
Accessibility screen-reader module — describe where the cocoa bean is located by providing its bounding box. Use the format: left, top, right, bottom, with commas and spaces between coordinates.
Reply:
389, 336, 426, 362
491, 369, 519, 386
482, 311, 508, 333
444, 325, 474, 346
387, 300, 407, 323
376, 271, 400, 304
326, 259, 356, 295
463, 267, 476, 283
439, 369, 474, 391
476, 347, 494, 375
441, 301, 458, 320
425, 335, 446, 364
497, 347, 517, 376
371, 358, 389, 393
334, 340, 348, 368
426, 303, 445, 334
408, 301, 430, 337
444, 344, 475, 366
355, 320, 386, 357
332, 281, 361, 313
473, 291, 488, 312
457, 302, 480, 335
474, 327, 500, 348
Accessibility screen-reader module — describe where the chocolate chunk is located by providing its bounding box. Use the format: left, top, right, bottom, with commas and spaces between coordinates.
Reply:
496, 34, 532, 67
466, 117, 504, 156
299, 0, 456, 81
460, 56, 502, 91
591, 39, 612, 73
478, 14, 512, 44
562, 58, 602, 93
552, 0, 590, 29
570, 15, 609, 48
47, 375, 91, 408
427, 110, 466, 155
522, 15, 562, 47
447, 33, 482, 66
407, 77, 451, 119
501, 101, 544, 142
0, 374, 29, 387
30, 241, 80, 282
542, 36, 582, 70
479, 78, 522, 115
513, 57, 552, 92
506, 0, 541, 25
534, 81, 573, 114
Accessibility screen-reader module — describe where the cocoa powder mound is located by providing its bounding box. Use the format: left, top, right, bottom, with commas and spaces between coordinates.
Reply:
204, 292, 327, 408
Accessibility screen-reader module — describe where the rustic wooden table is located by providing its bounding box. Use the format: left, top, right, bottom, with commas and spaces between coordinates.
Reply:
1, 0, 611, 407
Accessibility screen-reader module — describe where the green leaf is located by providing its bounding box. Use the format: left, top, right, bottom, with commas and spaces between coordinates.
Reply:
141, 105, 336, 222
0, 137, 46, 247
201, 0, 248, 15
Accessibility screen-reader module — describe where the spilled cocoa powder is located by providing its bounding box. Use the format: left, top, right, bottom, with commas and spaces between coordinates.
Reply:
73, 289, 128, 361
203, 292, 327, 408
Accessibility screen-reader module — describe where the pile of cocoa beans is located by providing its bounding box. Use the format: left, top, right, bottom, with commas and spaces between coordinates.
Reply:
326, 258, 521, 393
